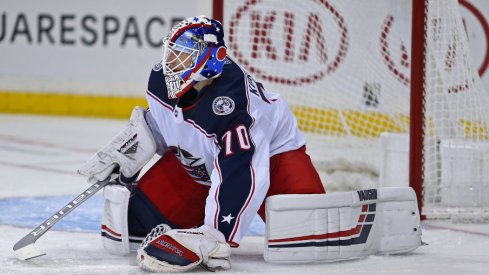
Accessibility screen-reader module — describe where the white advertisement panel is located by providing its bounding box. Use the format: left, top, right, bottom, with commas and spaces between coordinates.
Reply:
1, 0, 489, 99
0, 0, 211, 96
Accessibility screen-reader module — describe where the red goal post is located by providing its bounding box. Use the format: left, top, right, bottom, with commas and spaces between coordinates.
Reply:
410, 0, 427, 219
213, 0, 489, 221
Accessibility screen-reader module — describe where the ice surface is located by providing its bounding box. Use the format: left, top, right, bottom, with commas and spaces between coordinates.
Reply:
1, 114, 489, 274
2, 224, 489, 275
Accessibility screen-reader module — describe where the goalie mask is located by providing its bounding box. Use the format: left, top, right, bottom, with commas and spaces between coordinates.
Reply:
162, 16, 227, 99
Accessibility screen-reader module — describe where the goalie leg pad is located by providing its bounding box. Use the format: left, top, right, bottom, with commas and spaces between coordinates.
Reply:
101, 184, 131, 255
264, 187, 421, 263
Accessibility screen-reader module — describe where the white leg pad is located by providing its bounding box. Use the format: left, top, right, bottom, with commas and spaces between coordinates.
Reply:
101, 184, 131, 255
264, 187, 421, 263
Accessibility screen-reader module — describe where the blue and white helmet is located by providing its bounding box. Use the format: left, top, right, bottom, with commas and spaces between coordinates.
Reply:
162, 15, 227, 99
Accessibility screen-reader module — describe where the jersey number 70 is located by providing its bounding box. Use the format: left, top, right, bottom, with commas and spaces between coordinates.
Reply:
221, 125, 252, 157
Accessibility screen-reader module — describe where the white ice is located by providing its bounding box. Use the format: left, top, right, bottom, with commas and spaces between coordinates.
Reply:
1, 114, 489, 275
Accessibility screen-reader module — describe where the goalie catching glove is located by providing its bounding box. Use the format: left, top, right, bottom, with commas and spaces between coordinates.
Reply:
78, 106, 157, 184
137, 224, 231, 273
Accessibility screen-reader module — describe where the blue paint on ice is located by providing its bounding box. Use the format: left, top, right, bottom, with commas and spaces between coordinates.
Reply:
0, 195, 105, 233
0, 195, 265, 236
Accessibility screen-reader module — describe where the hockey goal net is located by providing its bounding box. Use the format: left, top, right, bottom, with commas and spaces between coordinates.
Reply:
213, 0, 489, 221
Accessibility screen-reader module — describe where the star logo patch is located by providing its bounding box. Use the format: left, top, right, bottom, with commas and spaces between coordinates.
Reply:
221, 213, 235, 224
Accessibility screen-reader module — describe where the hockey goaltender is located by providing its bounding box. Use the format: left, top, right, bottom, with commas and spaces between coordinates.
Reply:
76, 15, 422, 272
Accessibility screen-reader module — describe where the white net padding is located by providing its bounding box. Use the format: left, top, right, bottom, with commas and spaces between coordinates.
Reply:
221, 0, 489, 220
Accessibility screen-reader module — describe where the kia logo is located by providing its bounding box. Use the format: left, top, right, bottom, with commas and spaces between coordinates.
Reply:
228, 0, 349, 86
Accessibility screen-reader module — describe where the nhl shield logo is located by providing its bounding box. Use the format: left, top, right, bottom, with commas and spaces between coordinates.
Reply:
153, 62, 163, 71
212, 96, 235, 115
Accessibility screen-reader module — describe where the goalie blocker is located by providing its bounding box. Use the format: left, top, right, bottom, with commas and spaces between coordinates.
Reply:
264, 187, 421, 263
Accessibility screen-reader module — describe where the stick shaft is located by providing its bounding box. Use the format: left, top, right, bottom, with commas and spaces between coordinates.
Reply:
13, 178, 112, 251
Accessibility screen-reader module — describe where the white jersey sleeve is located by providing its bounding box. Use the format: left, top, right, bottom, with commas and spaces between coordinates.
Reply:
145, 109, 168, 156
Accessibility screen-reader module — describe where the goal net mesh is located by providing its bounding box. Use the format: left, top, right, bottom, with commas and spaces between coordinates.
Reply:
423, 0, 489, 220
221, 0, 489, 220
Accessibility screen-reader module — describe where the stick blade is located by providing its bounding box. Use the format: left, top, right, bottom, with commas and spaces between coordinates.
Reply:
14, 243, 46, 260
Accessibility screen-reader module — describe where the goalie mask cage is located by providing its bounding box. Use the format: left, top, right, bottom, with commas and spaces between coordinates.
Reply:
213, 0, 489, 221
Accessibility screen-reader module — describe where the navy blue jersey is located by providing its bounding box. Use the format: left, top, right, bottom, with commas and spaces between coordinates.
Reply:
146, 56, 305, 244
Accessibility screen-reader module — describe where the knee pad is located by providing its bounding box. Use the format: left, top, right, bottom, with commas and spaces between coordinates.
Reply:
101, 184, 133, 255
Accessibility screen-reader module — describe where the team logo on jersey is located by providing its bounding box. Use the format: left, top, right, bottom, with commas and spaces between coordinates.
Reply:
170, 146, 211, 184
153, 62, 163, 71
212, 96, 235, 116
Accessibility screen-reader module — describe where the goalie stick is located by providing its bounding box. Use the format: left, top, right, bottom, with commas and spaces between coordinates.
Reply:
13, 177, 113, 260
